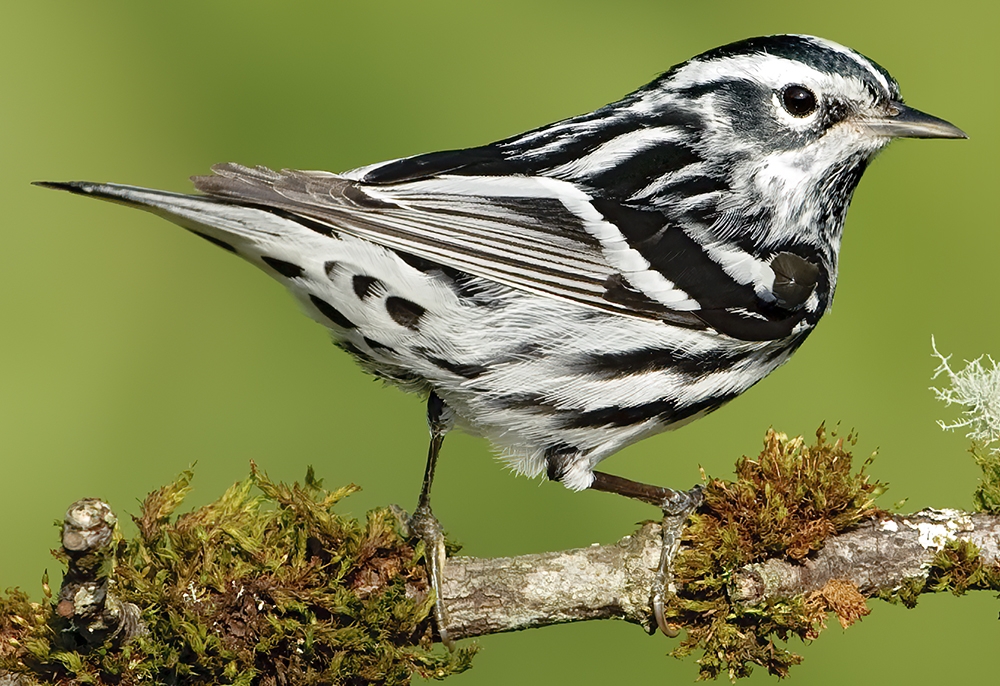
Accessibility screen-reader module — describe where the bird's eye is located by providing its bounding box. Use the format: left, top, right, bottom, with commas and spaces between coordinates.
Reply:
782, 86, 818, 117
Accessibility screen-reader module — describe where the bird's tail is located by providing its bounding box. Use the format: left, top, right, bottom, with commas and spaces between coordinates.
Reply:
33, 179, 295, 255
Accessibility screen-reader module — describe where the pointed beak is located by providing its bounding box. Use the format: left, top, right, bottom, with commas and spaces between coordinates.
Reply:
863, 102, 967, 139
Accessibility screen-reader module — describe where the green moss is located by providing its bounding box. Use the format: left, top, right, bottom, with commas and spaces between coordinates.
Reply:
662, 426, 886, 680
926, 539, 1000, 596
877, 538, 1000, 610
0, 466, 475, 685
876, 575, 925, 609
970, 443, 1000, 514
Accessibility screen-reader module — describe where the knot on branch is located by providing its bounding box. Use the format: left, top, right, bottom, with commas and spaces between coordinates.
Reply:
56, 499, 146, 644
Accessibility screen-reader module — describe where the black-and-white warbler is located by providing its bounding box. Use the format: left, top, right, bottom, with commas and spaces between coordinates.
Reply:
39, 34, 964, 640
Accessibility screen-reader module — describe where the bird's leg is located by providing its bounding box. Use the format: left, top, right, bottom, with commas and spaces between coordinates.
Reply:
407, 392, 455, 649
589, 471, 703, 637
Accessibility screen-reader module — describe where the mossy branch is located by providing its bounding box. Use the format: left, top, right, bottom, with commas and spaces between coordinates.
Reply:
2, 428, 1000, 684
441, 509, 1000, 640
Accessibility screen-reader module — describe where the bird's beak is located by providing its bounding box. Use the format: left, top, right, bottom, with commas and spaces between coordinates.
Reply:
863, 102, 967, 139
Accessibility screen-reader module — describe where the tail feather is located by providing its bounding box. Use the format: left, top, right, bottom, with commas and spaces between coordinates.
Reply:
190, 163, 288, 205
192, 163, 366, 213
33, 178, 294, 245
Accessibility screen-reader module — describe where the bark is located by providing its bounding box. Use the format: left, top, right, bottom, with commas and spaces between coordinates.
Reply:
437, 508, 1000, 640
730, 509, 1000, 606
442, 522, 665, 638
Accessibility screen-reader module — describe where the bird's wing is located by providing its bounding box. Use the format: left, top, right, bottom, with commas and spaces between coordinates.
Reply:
193, 163, 809, 340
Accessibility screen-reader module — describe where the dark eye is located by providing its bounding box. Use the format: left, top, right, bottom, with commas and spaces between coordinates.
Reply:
782, 85, 817, 117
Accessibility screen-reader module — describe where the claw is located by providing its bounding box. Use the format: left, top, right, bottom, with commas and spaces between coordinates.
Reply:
653, 595, 680, 638
409, 504, 454, 649
651, 485, 703, 637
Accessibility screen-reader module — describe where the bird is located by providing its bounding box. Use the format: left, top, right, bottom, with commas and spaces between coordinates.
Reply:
37, 34, 965, 642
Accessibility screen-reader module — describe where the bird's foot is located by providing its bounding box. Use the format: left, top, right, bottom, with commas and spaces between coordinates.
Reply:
404, 503, 454, 649
651, 484, 704, 637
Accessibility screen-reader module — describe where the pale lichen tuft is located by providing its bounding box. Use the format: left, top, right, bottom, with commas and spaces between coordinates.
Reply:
931, 339, 1000, 513
931, 337, 1000, 452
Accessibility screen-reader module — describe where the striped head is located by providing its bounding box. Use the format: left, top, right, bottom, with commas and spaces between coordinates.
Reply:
646, 35, 961, 255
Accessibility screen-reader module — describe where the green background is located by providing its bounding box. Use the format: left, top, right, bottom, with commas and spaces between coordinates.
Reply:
3, 1, 997, 682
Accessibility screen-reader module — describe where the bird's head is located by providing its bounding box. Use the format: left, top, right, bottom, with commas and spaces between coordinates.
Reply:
663, 34, 964, 161
637, 34, 965, 252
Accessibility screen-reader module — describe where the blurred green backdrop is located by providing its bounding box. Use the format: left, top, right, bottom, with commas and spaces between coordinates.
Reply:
3, 1, 997, 683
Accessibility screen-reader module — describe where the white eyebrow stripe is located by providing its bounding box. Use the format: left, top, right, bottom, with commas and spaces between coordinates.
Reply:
797, 34, 892, 95
671, 36, 894, 102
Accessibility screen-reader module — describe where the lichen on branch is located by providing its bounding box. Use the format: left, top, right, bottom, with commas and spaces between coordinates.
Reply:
932, 339, 1000, 452
931, 340, 1000, 514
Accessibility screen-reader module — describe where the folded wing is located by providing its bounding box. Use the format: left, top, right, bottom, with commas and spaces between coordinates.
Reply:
192, 163, 812, 341
194, 163, 709, 329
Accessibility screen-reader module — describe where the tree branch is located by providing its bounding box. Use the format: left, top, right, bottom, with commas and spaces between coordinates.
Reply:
436, 508, 1000, 641
441, 521, 664, 638
731, 509, 1000, 606
3, 431, 999, 684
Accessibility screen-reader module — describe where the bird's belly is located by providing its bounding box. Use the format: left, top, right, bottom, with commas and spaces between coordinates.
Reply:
280, 239, 801, 479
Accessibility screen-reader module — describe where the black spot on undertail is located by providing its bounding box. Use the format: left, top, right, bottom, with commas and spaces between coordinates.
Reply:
352, 275, 382, 300
323, 261, 339, 279
424, 355, 487, 379
440, 268, 499, 305
385, 296, 425, 331
261, 256, 303, 278
393, 250, 439, 273
388, 250, 492, 305
189, 230, 236, 254
309, 294, 356, 329
363, 336, 393, 352
337, 340, 372, 363
545, 444, 579, 482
